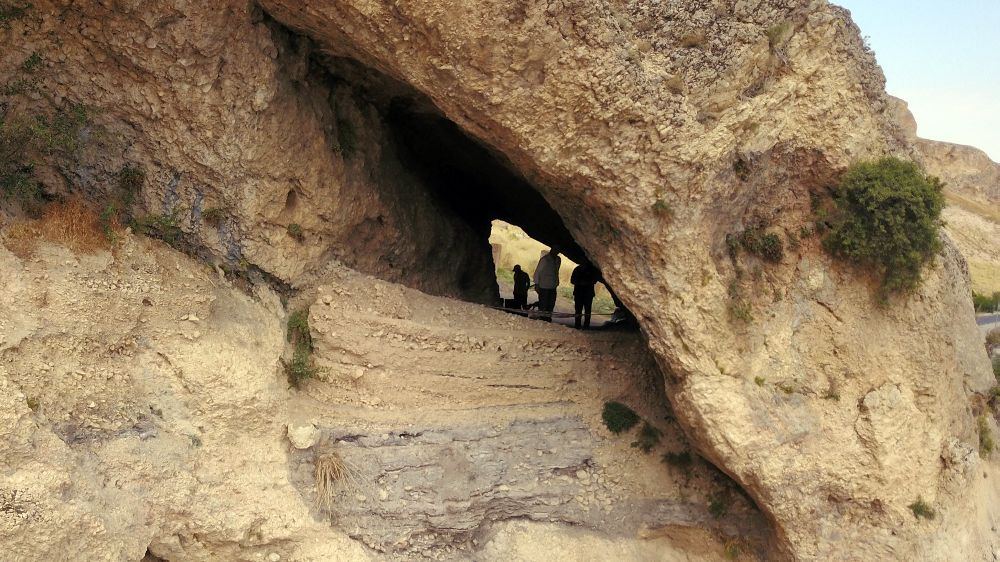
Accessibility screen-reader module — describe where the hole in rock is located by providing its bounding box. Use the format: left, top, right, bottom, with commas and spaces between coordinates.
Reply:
384, 95, 634, 328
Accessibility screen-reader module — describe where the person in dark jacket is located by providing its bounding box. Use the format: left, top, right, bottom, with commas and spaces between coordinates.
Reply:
570, 263, 600, 329
512, 264, 530, 309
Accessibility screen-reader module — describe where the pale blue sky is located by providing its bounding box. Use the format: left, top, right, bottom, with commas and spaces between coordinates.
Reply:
835, 0, 1000, 161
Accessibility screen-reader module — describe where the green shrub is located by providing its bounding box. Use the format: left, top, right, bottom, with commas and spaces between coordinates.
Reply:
973, 292, 1000, 312
908, 497, 935, 520
821, 158, 944, 296
662, 450, 693, 475
117, 165, 145, 196
651, 198, 672, 217
287, 223, 304, 242
0, 2, 32, 27
602, 401, 640, 434
20, 51, 42, 73
287, 309, 312, 349
285, 309, 316, 387
754, 376, 765, 387
993, 356, 1000, 383
284, 345, 318, 387
1, 102, 92, 214
631, 422, 662, 453
738, 227, 783, 263
708, 491, 730, 519
132, 211, 182, 247
202, 206, 225, 227
29, 103, 90, 155
979, 415, 994, 458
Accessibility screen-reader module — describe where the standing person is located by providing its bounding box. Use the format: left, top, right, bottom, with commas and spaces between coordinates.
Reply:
571, 263, 600, 330
512, 264, 530, 310
532, 247, 561, 322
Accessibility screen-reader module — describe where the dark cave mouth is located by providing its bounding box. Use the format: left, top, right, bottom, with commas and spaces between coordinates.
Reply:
384, 91, 633, 326
296, 40, 630, 322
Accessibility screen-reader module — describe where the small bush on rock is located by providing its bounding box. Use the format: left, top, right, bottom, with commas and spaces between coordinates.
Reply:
821, 158, 944, 297
132, 210, 182, 247
979, 415, 994, 458
287, 309, 312, 349
908, 497, 935, 520
0, 3, 32, 27
662, 450, 693, 477
287, 223, 305, 242
602, 401, 640, 434
631, 422, 663, 453
202, 206, 225, 227
285, 309, 317, 387
708, 491, 730, 519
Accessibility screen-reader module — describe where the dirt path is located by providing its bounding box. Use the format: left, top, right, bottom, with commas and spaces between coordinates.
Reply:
283, 265, 766, 558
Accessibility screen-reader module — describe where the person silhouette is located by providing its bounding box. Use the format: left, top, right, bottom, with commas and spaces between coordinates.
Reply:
532, 248, 561, 322
512, 264, 530, 310
570, 262, 600, 329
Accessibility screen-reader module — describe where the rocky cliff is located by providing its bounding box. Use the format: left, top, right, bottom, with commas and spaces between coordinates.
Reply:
2, 1, 997, 561
888, 96, 1000, 203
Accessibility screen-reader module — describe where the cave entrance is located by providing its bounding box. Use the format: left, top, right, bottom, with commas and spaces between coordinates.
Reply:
489, 220, 620, 326
385, 96, 632, 329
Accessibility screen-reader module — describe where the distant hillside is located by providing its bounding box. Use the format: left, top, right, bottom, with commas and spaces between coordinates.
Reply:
889, 96, 1000, 203
888, 96, 1000, 294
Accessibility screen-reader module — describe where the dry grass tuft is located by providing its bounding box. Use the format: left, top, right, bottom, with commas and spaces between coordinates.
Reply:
2, 197, 111, 258
39, 197, 109, 253
1, 219, 40, 259
314, 450, 363, 512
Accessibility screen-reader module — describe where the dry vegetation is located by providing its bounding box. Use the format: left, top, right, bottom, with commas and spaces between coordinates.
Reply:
2, 197, 114, 258
941, 191, 1000, 294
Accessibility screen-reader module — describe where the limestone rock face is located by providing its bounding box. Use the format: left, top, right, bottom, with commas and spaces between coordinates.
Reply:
256, 1, 996, 559
0, 0, 497, 303
1, 1, 997, 561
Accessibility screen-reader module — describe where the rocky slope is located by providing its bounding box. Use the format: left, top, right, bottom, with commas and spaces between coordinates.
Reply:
1, 234, 758, 561
1, 1, 997, 560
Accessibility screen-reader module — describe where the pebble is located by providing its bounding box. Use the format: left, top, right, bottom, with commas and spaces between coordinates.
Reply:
267, 554, 280, 562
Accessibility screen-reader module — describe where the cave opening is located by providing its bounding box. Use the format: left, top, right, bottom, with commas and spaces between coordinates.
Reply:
382, 92, 633, 328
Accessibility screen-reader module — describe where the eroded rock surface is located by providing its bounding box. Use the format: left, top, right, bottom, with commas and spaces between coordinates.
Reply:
1, 0, 998, 560
255, 1, 998, 559
1, 237, 755, 560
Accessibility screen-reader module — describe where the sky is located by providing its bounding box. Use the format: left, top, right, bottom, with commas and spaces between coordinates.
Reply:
835, 0, 1000, 161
